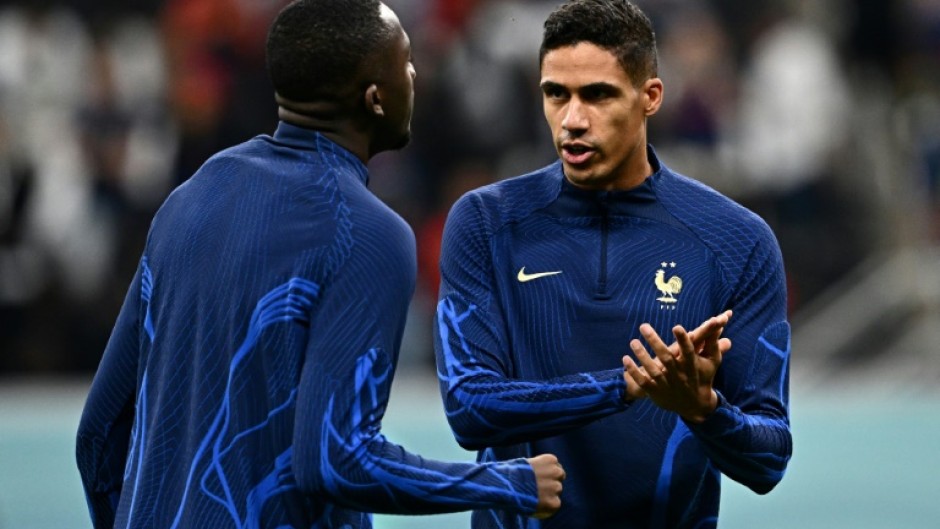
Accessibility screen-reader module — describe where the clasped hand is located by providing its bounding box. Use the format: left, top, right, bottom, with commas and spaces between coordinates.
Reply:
622, 310, 732, 423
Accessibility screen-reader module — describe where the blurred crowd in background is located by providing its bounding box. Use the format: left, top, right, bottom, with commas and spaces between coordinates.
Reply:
0, 0, 937, 373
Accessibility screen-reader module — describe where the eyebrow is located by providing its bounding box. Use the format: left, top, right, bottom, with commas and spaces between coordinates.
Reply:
580, 82, 619, 94
539, 81, 617, 90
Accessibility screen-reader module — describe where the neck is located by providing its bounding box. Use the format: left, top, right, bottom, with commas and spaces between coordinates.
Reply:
276, 94, 371, 163
612, 139, 653, 191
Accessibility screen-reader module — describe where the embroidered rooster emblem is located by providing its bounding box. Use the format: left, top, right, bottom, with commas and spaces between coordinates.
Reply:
654, 268, 682, 303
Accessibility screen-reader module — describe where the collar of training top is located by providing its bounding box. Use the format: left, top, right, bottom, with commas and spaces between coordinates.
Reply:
271, 121, 369, 185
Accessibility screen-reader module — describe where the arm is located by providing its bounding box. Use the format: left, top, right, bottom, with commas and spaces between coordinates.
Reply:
626, 235, 792, 494
76, 262, 147, 528
435, 195, 629, 450
290, 255, 555, 516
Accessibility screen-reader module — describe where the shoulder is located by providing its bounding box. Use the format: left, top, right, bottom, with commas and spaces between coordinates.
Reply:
197, 136, 273, 172
653, 163, 782, 282
447, 161, 564, 236
657, 164, 776, 242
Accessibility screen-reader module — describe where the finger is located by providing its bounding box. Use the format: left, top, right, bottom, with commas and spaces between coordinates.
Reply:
671, 324, 697, 375
630, 337, 666, 380
689, 310, 732, 344
655, 340, 678, 372
638, 324, 673, 375
624, 349, 658, 390
623, 350, 647, 381
718, 337, 731, 353
672, 324, 693, 353
688, 316, 721, 347
705, 309, 732, 329
622, 356, 648, 401
702, 337, 732, 358
638, 323, 669, 354
715, 309, 732, 326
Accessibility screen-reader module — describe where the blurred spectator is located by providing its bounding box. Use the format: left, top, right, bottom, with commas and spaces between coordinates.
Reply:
653, 4, 736, 147
159, 0, 280, 185
0, 3, 172, 370
412, 0, 556, 206
730, 1, 859, 309
894, 0, 940, 239
0, 3, 98, 370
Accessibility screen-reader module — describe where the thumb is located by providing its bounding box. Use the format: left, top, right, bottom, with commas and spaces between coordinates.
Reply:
700, 337, 731, 360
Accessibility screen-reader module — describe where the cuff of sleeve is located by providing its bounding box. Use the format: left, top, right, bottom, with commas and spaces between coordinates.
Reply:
682, 390, 735, 438
506, 457, 540, 514
598, 367, 630, 410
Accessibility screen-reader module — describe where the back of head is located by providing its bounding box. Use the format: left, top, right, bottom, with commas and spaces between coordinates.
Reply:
540, 0, 658, 86
266, 0, 391, 103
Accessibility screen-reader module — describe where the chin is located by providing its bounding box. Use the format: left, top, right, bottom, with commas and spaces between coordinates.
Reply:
373, 130, 411, 156
563, 165, 615, 191
563, 165, 596, 184
391, 130, 412, 150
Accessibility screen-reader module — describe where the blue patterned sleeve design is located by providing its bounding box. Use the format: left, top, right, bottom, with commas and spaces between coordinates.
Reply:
291, 270, 539, 515
317, 348, 537, 513
76, 262, 146, 529
686, 234, 793, 494
167, 278, 320, 529
434, 195, 629, 450
293, 318, 538, 514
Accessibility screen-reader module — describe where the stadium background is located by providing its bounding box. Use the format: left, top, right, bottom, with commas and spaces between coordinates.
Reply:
1, 0, 938, 527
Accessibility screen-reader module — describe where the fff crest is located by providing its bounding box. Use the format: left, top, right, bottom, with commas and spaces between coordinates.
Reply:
655, 261, 682, 309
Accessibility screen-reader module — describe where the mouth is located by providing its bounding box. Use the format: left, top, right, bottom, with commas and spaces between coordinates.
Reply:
561, 142, 595, 166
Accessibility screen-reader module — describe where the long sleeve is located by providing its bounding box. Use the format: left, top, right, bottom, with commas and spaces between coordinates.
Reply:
434, 194, 629, 450
685, 232, 793, 494
291, 223, 539, 515
76, 262, 148, 528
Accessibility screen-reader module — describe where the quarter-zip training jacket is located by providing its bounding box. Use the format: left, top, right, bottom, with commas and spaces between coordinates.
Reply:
435, 146, 792, 529
76, 122, 540, 529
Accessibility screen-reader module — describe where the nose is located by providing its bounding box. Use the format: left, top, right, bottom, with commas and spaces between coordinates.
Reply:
409, 62, 416, 81
561, 99, 588, 133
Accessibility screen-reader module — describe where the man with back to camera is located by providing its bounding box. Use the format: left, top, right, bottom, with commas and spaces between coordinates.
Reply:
433, 0, 793, 527
75, 1, 567, 528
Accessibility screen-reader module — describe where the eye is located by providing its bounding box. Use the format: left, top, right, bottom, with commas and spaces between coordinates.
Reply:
581, 85, 613, 102
542, 84, 568, 101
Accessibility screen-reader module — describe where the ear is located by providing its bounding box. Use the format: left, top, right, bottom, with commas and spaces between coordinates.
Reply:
642, 78, 664, 117
364, 83, 384, 117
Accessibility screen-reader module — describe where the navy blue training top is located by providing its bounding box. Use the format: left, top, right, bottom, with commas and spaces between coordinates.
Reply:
435, 147, 792, 529
76, 122, 538, 529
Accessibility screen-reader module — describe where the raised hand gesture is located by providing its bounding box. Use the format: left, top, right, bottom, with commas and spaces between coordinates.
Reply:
622, 310, 732, 423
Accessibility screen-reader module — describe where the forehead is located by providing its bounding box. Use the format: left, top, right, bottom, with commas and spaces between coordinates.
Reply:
540, 43, 632, 86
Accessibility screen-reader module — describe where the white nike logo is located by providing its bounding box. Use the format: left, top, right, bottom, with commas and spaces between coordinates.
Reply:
517, 267, 563, 283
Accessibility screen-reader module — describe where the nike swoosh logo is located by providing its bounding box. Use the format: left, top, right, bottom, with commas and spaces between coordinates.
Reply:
517, 267, 563, 283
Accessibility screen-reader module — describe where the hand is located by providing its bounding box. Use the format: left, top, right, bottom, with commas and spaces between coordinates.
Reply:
526, 453, 565, 519
622, 311, 733, 422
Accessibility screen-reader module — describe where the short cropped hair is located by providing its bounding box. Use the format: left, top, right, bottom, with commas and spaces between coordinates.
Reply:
266, 0, 392, 101
540, 0, 658, 85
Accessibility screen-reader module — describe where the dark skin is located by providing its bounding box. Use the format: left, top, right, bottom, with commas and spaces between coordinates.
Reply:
275, 3, 565, 518
275, 79, 399, 164
275, 93, 373, 161
276, 3, 415, 163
